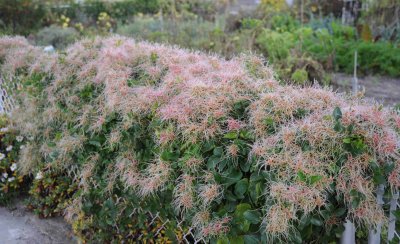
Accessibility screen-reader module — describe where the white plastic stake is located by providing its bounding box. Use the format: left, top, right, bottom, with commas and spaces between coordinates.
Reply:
388, 191, 399, 242
341, 220, 356, 244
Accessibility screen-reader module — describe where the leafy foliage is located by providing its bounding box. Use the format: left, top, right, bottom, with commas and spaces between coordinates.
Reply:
0, 115, 26, 205
0, 36, 399, 243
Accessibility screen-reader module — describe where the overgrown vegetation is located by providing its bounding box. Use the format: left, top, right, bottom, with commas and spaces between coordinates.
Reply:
0, 115, 26, 205
2, 0, 399, 82
0, 36, 399, 243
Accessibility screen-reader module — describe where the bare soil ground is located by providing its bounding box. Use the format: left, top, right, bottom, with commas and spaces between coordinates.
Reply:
0, 199, 76, 244
332, 73, 400, 106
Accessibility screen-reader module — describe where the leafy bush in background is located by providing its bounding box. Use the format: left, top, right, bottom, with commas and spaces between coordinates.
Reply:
53, 0, 159, 24
0, 0, 47, 35
117, 15, 216, 50
35, 25, 79, 49
335, 40, 400, 77
1, 36, 399, 243
256, 20, 400, 81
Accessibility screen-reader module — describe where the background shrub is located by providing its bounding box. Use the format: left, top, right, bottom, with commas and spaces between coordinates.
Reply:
35, 25, 79, 49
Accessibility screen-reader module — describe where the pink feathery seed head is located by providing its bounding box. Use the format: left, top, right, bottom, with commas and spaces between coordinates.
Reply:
173, 174, 195, 213
169, 64, 183, 75
189, 62, 209, 77
199, 183, 222, 205
371, 130, 398, 155
158, 130, 175, 145
227, 118, 242, 131
264, 205, 293, 235
145, 65, 163, 79
251, 143, 266, 158
388, 171, 400, 188
192, 210, 211, 229
185, 157, 203, 171
201, 217, 232, 237
227, 144, 239, 158
138, 159, 171, 196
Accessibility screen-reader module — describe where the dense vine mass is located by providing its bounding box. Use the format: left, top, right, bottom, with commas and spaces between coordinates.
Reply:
0, 36, 399, 243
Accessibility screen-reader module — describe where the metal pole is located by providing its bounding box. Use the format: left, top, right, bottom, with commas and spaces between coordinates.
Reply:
301, 0, 304, 25
352, 50, 358, 95
342, 6, 346, 25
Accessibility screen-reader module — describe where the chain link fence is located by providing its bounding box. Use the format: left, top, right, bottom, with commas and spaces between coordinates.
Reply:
0, 76, 15, 114
139, 212, 206, 243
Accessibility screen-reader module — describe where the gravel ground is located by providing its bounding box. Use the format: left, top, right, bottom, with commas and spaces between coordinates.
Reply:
332, 73, 400, 106
0, 200, 76, 244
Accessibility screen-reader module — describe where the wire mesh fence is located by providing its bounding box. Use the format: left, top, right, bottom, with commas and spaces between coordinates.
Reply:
139, 212, 206, 243
0, 76, 15, 114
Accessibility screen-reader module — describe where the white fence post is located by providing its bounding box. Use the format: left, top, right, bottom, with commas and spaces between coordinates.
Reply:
388, 191, 399, 242
368, 184, 385, 244
352, 50, 358, 95
341, 220, 356, 244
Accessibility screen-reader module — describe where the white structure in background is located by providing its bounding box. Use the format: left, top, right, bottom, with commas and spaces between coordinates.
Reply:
286, 0, 294, 7
43, 45, 55, 53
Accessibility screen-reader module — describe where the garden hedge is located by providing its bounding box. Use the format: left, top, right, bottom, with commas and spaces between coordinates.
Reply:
0, 36, 399, 243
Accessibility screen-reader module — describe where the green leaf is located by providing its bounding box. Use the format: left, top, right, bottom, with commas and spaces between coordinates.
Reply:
297, 171, 307, 182
89, 140, 101, 147
243, 210, 261, 224
217, 236, 229, 244
334, 121, 343, 132
225, 190, 237, 202
320, 210, 331, 220
250, 172, 264, 182
235, 203, 252, 218
383, 162, 395, 174
333, 107, 342, 120
224, 201, 236, 213
234, 179, 249, 198
213, 147, 223, 156
298, 215, 310, 230
222, 169, 243, 187
239, 130, 254, 140
310, 217, 323, 226
392, 209, 400, 220
218, 159, 228, 171
335, 225, 345, 238
160, 150, 180, 161
207, 155, 220, 169
239, 160, 250, 172
243, 235, 260, 244
233, 205, 252, 232
309, 175, 322, 185
224, 131, 238, 139
291, 230, 303, 244
343, 138, 351, 143
373, 173, 386, 185
334, 208, 346, 217
229, 236, 244, 244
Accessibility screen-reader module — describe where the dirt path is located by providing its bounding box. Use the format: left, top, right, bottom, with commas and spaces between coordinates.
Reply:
332, 73, 400, 106
0, 201, 76, 244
